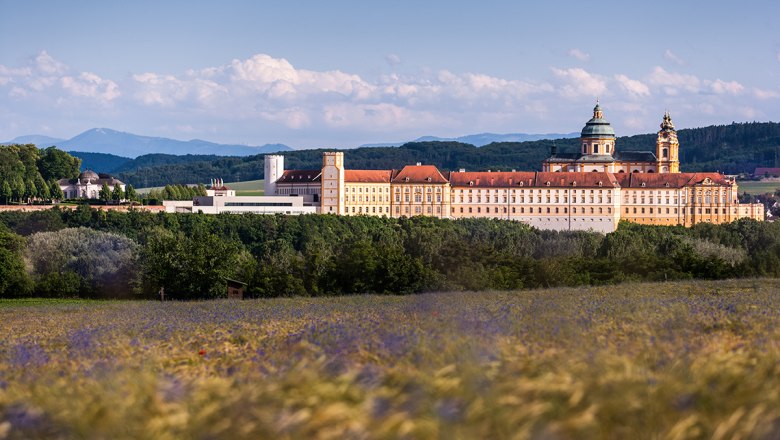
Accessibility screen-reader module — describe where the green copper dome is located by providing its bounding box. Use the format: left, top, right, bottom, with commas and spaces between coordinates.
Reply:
581, 102, 616, 138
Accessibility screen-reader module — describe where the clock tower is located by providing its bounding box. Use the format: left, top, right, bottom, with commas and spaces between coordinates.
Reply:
656, 111, 680, 173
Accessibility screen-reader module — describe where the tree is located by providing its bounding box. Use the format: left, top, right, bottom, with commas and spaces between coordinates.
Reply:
0, 181, 11, 205
141, 224, 256, 299
49, 180, 64, 202
125, 184, 137, 202
25, 227, 140, 298
99, 182, 111, 204
37, 146, 81, 181
37, 176, 50, 202
24, 179, 37, 204
0, 225, 33, 297
12, 177, 25, 203
111, 183, 123, 203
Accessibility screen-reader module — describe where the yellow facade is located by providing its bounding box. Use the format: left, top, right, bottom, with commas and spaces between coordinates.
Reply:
344, 181, 392, 216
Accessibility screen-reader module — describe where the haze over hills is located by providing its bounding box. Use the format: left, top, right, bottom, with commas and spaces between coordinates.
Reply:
360, 132, 579, 148
3, 128, 293, 158
5, 128, 582, 157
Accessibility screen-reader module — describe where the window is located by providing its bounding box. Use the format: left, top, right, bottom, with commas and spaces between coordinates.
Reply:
594, 144, 599, 153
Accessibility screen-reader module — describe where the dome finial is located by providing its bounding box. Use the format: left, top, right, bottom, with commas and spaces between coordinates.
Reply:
593, 99, 603, 119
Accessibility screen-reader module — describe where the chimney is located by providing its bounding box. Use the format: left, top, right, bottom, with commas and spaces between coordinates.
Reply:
416, 162, 422, 166
550, 143, 557, 157
459, 168, 465, 172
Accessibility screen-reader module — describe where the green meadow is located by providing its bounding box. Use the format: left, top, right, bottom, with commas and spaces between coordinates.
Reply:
1, 279, 779, 439
737, 180, 780, 196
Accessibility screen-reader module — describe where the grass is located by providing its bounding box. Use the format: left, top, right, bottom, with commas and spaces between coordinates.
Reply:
1, 279, 779, 438
737, 180, 780, 195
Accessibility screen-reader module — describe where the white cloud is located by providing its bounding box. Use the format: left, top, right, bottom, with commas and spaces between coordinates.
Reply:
61, 72, 120, 101
739, 106, 759, 119
34, 50, 67, 75
754, 87, 780, 100
568, 49, 590, 62
647, 66, 700, 95
614, 74, 650, 97
709, 79, 744, 95
551, 67, 607, 98
664, 49, 684, 65
385, 53, 402, 66
0, 50, 119, 105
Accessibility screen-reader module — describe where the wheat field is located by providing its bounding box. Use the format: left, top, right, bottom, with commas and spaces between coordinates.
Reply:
1, 279, 779, 439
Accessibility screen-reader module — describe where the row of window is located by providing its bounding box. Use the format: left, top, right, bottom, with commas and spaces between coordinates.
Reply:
454, 206, 613, 215
625, 207, 741, 215
347, 186, 390, 193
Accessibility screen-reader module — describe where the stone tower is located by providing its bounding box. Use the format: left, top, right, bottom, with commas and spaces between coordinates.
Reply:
656, 111, 680, 173
264, 155, 284, 195
321, 152, 345, 214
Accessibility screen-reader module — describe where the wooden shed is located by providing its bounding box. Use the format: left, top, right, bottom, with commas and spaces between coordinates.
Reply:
225, 278, 247, 300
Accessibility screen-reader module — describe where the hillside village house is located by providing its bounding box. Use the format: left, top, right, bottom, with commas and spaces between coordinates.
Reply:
165, 104, 764, 232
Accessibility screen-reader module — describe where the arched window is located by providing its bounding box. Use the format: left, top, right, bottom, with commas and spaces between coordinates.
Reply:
662, 148, 669, 158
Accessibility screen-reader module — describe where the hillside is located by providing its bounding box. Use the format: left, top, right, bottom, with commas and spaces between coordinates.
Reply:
69, 151, 132, 173
114, 122, 780, 187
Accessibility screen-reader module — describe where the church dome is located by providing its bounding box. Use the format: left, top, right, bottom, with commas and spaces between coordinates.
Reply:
581, 102, 616, 138
79, 170, 99, 182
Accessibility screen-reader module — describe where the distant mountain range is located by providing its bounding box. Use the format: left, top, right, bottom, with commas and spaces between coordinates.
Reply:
360, 132, 579, 148
3, 128, 293, 158
4, 128, 580, 158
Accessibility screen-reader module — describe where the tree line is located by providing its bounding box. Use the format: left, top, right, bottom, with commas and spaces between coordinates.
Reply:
0, 145, 81, 204
1, 208, 778, 299
112, 122, 780, 187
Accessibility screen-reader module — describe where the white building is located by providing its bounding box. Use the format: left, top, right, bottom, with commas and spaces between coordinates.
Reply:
58, 170, 126, 200
164, 195, 316, 215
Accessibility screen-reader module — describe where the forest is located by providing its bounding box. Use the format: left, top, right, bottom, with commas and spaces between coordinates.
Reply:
112, 121, 780, 187
1, 208, 778, 299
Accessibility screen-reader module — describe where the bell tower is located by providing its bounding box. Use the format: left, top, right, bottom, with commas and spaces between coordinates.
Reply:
656, 111, 680, 173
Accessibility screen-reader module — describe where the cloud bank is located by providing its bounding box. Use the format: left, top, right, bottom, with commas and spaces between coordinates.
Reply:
0, 51, 776, 147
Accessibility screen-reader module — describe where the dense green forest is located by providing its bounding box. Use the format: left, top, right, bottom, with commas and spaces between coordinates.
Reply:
68, 151, 132, 173
0, 145, 81, 204
1, 208, 777, 299
113, 122, 780, 187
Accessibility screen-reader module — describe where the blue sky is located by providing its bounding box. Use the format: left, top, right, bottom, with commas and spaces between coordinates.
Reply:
1, 0, 779, 149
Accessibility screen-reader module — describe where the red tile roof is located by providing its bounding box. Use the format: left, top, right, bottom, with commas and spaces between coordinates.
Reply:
345, 170, 393, 183
276, 170, 321, 183
391, 165, 449, 184
615, 172, 732, 188
754, 167, 780, 177
449, 171, 620, 188
448, 171, 536, 187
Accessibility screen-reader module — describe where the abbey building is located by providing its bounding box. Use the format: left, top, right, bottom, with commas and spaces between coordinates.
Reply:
167, 103, 763, 233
